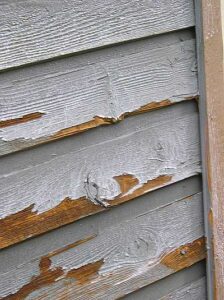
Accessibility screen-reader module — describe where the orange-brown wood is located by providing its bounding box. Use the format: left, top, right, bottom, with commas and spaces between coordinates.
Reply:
161, 237, 206, 271
196, 0, 224, 298
0, 112, 45, 128
0, 98, 197, 156
2, 238, 205, 300
0, 175, 171, 249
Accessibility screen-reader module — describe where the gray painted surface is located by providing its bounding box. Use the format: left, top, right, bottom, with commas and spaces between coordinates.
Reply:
123, 262, 206, 300
159, 278, 206, 300
0, 101, 200, 218
0, 1, 205, 298
0, 176, 202, 273
0, 178, 204, 299
0, 0, 195, 70
0, 30, 197, 155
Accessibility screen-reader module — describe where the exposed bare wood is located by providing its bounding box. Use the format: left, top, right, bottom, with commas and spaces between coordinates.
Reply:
0, 36, 198, 155
195, 0, 224, 298
0, 113, 45, 128
0, 102, 200, 248
0, 192, 204, 299
0, 0, 195, 70
0, 176, 202, 273
161, 239, 205, 272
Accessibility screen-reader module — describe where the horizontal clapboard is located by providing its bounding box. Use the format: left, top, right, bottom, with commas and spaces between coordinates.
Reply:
0, 0, 195, 70
0, 101, 201, 248
158, 278, 206, 300
0, 30, 198, 156
0, 181, 204, 299
124, 261, 206, 300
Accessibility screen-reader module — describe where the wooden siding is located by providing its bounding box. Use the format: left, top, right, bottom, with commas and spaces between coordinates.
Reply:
0, 1, 205, 299
0, 101, 200, 248
0, 177, 204, 299
123, 261, 206, 299
0, 0, 194, 70
0, 30, 197, 156
158, 279, 206, 300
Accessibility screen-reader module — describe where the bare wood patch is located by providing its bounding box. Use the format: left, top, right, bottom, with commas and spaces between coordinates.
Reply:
41, 100, 177, 144
0, 175, 171, 249
0, 113, 45, 128
0, 192, 204, 299
0, 103, 200, 248
0, 37, 198, 156
1, 239, 205, 300
161, 237, 206, 271
67, 260, 104, 285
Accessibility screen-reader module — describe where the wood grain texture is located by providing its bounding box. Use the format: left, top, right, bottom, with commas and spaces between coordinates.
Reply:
0, 34, 198, 155
0, 101, 201, 248
195, 0, 224, 298
158, 278, 206, 300
0, 192, 205, 299
0, 0, 195, 70
0, 176, 202, 273
123, 261, 206, 300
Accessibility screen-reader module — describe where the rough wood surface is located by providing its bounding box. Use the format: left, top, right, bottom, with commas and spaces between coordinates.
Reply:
0, 191, 205, 299
0, 101, 201, 248
0, 176, 202, 272
158, 278, 206, 300
195, 0, 224, 298
0, 33, 198, 156
0, 0, 195, 70
123, 261, 206, 300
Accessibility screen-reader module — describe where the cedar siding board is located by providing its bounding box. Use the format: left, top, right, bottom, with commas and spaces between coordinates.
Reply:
0, 1, 206, 299
0, 0, 195, 70
0, 178, 204, 299
158, 278, 206, 300
0, 30, 198, 156
123, 261, 206, 299
0, 101, 201, 248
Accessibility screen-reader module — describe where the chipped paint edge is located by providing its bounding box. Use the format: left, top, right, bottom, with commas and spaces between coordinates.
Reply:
0, 97, 198, 156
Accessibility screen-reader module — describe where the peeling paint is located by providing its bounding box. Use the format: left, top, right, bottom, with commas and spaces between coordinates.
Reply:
52, 116, 119, 141
2, 257, 64, 300
1, 238, 205, 299
2, 257, 103, 299
0, 112, 45, 128
0, 98, 197, 156
0, 38, 198, 155
66, 260, 104, 285
0, 103, 201, 248
0, 175, 171, 249
161, 237, 205, 271
0, 192, 204, 299
0, 236, 95, 299
112, 175, 172, 206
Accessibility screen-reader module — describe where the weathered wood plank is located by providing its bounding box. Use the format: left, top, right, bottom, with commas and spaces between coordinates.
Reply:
0, 176, 202, 273
0, 191, 205, 299
158, 278, 206, 300
123, 261, 206, 300
0, 101, 201, 248
0, 33, 198, 156
0, 0, 195, 70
